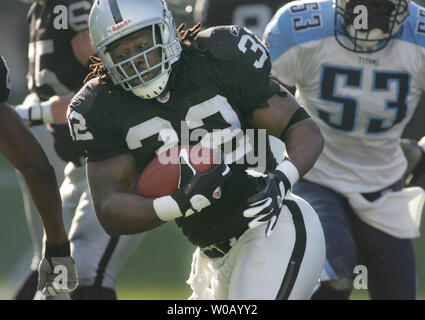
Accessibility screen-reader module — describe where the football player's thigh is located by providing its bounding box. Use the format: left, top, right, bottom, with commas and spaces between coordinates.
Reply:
283, 193, 326, 299
293, 180, 357, 280
69, 187, 145, 288
101, 230, 146, 289
60, 163, 84, 233
227, 195, 325, 299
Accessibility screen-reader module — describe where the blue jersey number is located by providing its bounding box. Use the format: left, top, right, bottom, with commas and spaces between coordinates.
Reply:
417, 9, 425, 34
319, 65, 409, 134
290, 2, 322, 32
367, 71, 409, 133
319, 66, 361, 132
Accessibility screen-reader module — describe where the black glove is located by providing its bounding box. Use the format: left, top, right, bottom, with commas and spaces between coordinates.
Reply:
243, 160, 299, 237
37, 241, 78, 296
0, 56, 11, 103
401, 137, 425, 186
153, 148, 231, 221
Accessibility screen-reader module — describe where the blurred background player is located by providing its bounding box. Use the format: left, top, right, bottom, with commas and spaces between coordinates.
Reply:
0, 55, 78, 297
13, 0, 144, 300
194, 0, 290, 39
265, 0, 425, 299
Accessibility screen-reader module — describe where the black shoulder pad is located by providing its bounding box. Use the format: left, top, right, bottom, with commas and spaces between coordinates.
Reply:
69, 78, 104, 116
196, 25, 256, 61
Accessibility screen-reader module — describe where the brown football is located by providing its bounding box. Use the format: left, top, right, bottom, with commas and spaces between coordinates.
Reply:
136, 145, 216, 198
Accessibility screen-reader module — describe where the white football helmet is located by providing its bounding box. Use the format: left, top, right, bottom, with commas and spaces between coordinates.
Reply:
334, 0, 410, 52
89, 0, 182, 99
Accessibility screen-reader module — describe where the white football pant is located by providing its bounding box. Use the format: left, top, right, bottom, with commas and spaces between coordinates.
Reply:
188, 192, 325, 300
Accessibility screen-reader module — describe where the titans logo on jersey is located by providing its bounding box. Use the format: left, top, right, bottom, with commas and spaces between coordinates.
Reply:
265, 0, 425, 193
68, 26, 280, 247
27, 0, 93, 164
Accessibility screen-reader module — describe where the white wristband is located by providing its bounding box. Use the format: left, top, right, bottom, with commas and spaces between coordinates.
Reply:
39, 97, 55, 124
26, 99, 53, 124
275, 160, 299, 187
153, 196, 183, 222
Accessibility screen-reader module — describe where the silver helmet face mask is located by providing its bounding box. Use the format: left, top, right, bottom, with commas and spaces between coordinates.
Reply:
89, 0, 182, 99
334, 0, 410, 53
107, 27, 164, 89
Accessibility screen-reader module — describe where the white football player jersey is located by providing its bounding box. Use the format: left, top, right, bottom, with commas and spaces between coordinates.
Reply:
265, 0, 425, 193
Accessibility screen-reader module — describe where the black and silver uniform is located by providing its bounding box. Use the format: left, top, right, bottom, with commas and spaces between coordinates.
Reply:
194, 0, 290, 38
69, 26, 281, 247
27, 0, 92, 163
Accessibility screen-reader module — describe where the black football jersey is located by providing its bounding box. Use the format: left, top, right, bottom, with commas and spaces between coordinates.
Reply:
27, 0, 93, 163
69, 26, 281, 247
194, 0, 291, 38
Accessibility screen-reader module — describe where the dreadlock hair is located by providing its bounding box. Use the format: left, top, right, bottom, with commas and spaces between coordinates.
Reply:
83, 22, 205, 89
84, 55, 109, 85
168, 22, 205, 90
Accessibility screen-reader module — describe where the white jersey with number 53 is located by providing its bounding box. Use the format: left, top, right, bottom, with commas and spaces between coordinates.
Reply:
265, 0, 425, 193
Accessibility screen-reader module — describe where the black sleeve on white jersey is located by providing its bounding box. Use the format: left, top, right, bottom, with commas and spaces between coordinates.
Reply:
196, 26, 280, 119
67, 79, 129, 162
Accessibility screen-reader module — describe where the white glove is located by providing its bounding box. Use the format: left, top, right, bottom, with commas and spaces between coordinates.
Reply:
15, 93, 54, 126
37, 241, 78, 296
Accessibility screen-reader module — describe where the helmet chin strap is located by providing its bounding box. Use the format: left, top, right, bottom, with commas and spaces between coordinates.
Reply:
131, 72, 169, 99
131, 48, 169, 99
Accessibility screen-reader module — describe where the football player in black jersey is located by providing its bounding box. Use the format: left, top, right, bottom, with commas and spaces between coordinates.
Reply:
0, 56, 78, 297
13, 0, 144, 300
194, 0, 290, 39
68, 0, 326, 299
192, 0, 295, 162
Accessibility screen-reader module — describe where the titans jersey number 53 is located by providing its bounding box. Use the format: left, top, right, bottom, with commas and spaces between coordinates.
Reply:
265, 0, 425, 193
